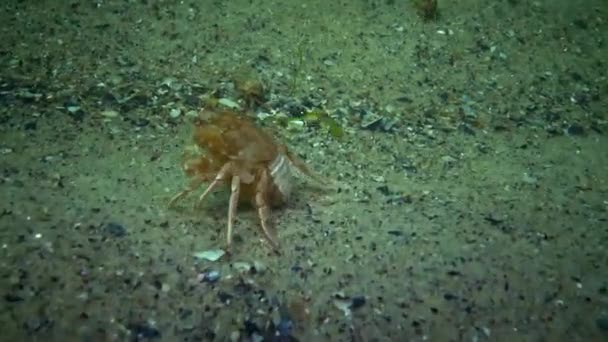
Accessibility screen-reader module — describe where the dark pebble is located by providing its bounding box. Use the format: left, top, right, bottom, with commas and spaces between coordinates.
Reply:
244, 319, 261, 336
127, 322, 161, 339
484, 214, 503, 226
376, 185, 390, 196
4, 293, 23, 302
24, 317, 51, 333
572, 19, 588, 30
284, 101, 306, 117
566, 123, 585, 136
130, 117, 150, 127
200, 270, 220, 283
277, 318, 294, 336
67, 108, 86, 122
234, 279, 253, 294
396, 96, 413, 103
387, 230, 403, 236
104, 222, 127, 237
460, 123, 476, 135
23, 121, 37, 130
217, 291, 233, 304
597, 316, 608, 332
443, 293, 458, 301
351, 295, 366, 309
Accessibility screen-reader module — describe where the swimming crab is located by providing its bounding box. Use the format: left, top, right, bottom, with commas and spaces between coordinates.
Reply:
169, 109, 324, 253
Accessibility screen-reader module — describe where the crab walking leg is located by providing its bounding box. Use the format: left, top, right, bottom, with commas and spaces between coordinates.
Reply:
282, 146, 327, 185
255, 170, 280, 251
226, 175, 240, 248
168, 178, 205, 207
195, 162, 232, 208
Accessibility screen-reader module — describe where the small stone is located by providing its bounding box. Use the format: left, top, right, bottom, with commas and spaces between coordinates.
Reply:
597, 316, 608, 332
361, 113, 383, 130
230, 331, 240, 342
169, 108, 181, 118
351, 295, 366, 309
104, 222, 127, 237
287, 119, 305, 131
276, 317, 294, 336
66, 105, 81, 113
441, 155, 457, 165
443, 293, 457, 300
377, 185, 390, 195
161, 77, 182, 91
566, 123, 585, 136
522, 173, 538, 184
24, 122, 37, 130
244, 319, 261, 336
372, 175, 385, 183
127, 322, 161, 339
199, 270, 220, 283
4, 293, 24, 302
252, 260, 267, 274
217, 291, 233, 303
333, 298, 352, 317
233, 262, 252, 273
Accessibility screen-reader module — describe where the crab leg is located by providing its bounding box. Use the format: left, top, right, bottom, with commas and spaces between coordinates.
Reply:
255, 170, 280, 252
195, 162, 232, 208
168, 178, 204, 207
282, 146, 327, 185
226, 175, 240, 248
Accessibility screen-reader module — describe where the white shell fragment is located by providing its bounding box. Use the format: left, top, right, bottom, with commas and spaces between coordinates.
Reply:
100, 110, 119, 118
218, 98, 241, 109
193, 249, 225, 261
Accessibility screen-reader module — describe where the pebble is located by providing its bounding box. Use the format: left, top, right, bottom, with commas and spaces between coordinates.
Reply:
66, 105, 81, 114
566, 123, 585, 136
252, 260, 267, 274
360, 113, 383, 129
287, 119, 305, 131
198, 270, 220, 283
597, 316, 608, 332
233, 262, 252, 273
169, 108, 181, 118
276, 317, 294, 336
351, 295, 366, 309
333, 298, 352, 317
332, 293, 367, 316
104, 222, 127, 237
24, 121, 37, 130
127, 322, 161, 339
161, 77, 182, 91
